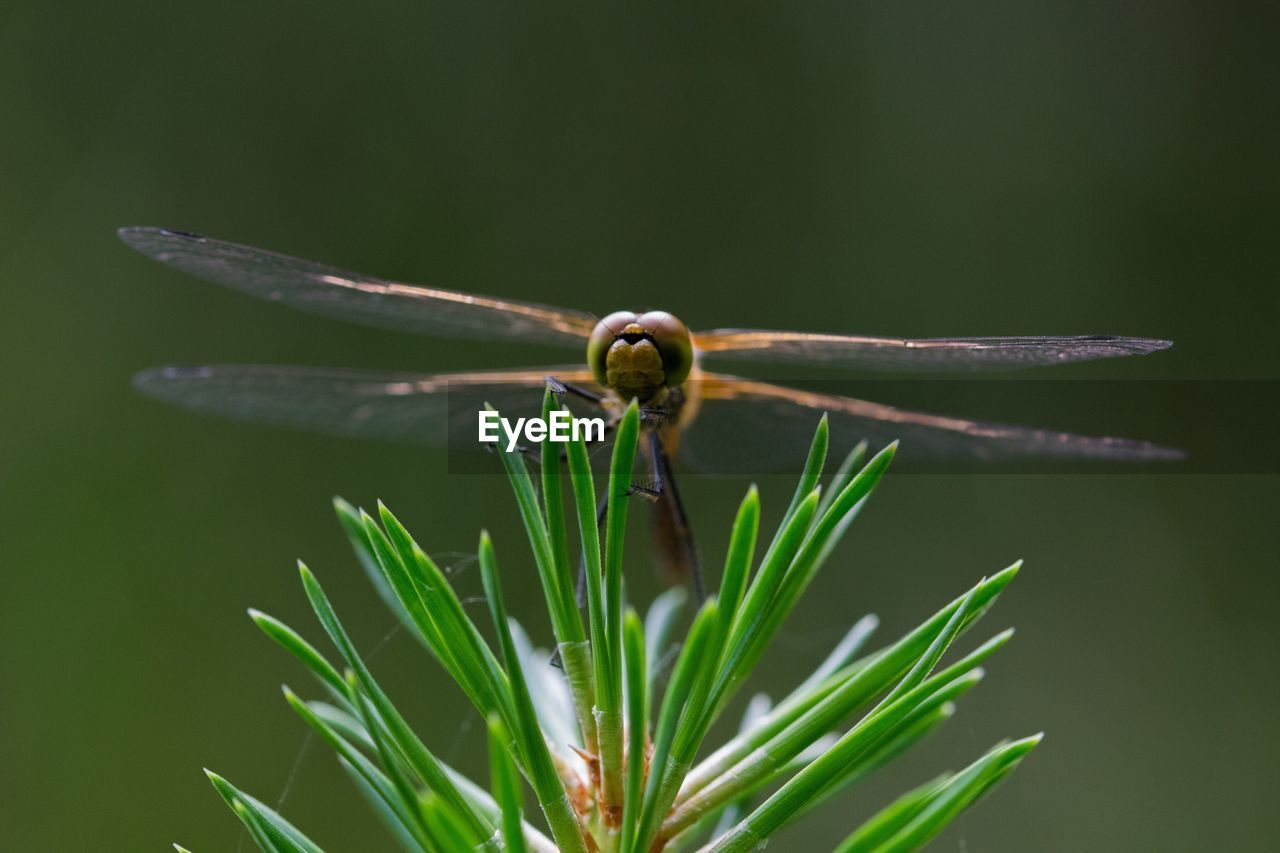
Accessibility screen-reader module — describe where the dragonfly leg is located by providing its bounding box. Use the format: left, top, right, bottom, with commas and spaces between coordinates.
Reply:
573, 431, 705, 606
545, 374, 616, 461
644, 429, 706, 604
483, 441, 533, 458
545, 375, 604, 405
638, 406, 670, 427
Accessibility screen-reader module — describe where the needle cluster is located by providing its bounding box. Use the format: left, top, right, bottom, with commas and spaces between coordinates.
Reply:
187, 389, 1039, 853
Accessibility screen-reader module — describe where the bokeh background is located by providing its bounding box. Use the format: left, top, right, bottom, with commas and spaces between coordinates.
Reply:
2, 2, 1277, 850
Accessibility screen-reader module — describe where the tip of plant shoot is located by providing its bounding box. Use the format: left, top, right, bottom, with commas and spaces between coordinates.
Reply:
376, 501, 400, 526
1004, 733, 1045, 758
989, 561, 1022, 586
297, 562, 321, 592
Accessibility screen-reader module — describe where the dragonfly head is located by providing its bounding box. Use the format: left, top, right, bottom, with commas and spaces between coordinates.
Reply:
588, 310, 693, 402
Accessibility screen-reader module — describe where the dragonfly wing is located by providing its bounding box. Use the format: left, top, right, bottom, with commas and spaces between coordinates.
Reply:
134, 364, 601, 445
693, 329, 1172, 371
119, 228, 597, 346
677, 373, 1183, 472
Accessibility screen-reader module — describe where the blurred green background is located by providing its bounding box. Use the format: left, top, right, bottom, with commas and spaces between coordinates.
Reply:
2, 2, 1277, 850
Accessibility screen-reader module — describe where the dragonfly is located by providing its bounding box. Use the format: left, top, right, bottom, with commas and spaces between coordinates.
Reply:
122, 227, 1177, 597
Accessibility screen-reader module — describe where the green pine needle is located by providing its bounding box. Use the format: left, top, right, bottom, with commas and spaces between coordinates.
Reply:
197, 404, 1037, 853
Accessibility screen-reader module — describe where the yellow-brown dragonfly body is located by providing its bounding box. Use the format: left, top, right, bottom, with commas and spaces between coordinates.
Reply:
121, 227, 1178, 591
121, 227, 1175, 460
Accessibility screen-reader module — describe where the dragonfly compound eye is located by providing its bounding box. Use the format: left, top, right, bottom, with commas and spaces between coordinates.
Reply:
639, 311, 693, 387
587, 310, 638, 387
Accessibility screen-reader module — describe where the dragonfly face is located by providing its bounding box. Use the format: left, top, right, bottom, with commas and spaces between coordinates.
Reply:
586, 310, 694, 403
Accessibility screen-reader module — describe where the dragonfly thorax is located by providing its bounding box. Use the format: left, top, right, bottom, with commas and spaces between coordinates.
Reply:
587, 310, 693, 403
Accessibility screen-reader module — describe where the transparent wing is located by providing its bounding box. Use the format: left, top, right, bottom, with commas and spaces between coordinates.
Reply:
119, 228, 598, 346
133, 364, 601, 445
676, 373, 1183, 472
693, 329, 1172, 371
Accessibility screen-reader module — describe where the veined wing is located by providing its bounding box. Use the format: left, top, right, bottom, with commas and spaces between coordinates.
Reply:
119, 228, 598, 346
133, 364, 601, 444
677, 373, 1183, 470
693, 329, 1172, 371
